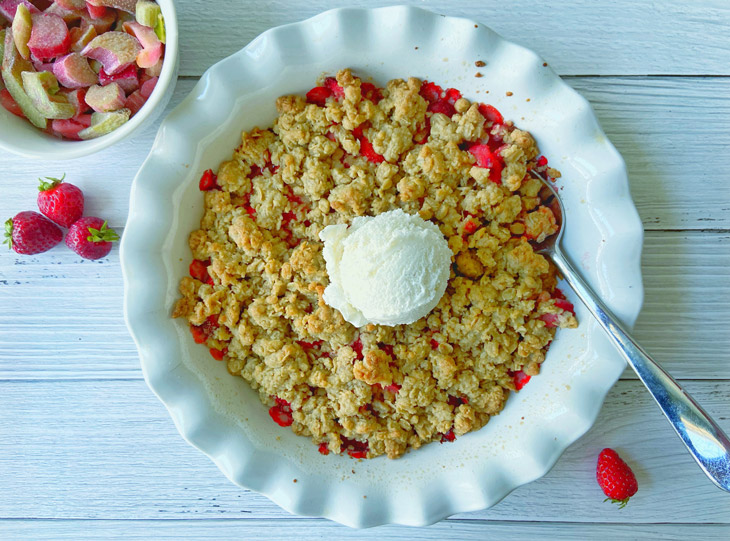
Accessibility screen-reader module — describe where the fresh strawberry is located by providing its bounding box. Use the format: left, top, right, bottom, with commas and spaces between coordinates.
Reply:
65, 217, 119, 260
596, 448, 639, 508
198, 169, 218, 191
37, 174, 84, 228
305, 86, 331, 106
4, 211, 63, 255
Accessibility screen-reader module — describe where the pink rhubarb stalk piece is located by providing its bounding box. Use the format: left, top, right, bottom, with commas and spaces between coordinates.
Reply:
68, 23, 96, 52
84, 1, 106, 19
81, 31, 141, 75
84, 81, 124, 112
53, 52, 97, 87
123, 88, 145, 115
144, 56, 162, 77
55, 0, 87, 10
51, 113, 91, 139
0, 87, 25, 117
43, 2, 83, 25
30, 55, 54, 72
122, 21, 161, 69
79, 9, 115, 33
27, 12, 69, 61
98, 63, 138, 92
60, 86, 88, 117
0, 1, 38, 23
10, 2, 31, 59
86, 0, 137, 14
139, 74, 155, 98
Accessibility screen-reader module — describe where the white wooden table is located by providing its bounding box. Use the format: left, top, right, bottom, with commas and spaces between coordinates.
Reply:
2, 1, 729, 538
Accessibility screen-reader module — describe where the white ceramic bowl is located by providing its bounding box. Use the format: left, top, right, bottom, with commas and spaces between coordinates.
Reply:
121, 6, 644, 528
0, 0, 178, 160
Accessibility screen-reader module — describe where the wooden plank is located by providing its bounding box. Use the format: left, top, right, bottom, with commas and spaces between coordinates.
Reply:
174, 0, 730, 77
0, 519, 727, 540
1, 231, 726, 380
1, 77, 728, 230
0, 379, 727, 523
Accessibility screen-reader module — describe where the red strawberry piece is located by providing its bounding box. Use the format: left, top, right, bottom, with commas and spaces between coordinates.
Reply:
468, 143, 504, 183
318, 442, 330, 455
478, 103, 504, 125
209, 347, 227, 361
306, 86, 331, 106
351, 338, 364, 360
464, 219, 479, 235
0, 0, 38, 22
430, 338, 439, 350
0, 88, 25, 118
536, 155, 548, 168
448, 395, 468, 407
596, 448, 639, 508
419, 81, 443, 104
539, 313, 559, 328
65, 217, 119, 260
188, 259, 212, 283
341, 436, 368, 459
324, 76, 344, 99
4, 211, 63, 255
383, 383, 401, 395
50, 116, 92, 140
27, 13, 71, 61
198, 169, 218, 191
444, 87, 462, 104
379, 343, 394, 358
440, 429, 456, 443
190, 324, 207, 344
354, 128, 385, 163
428, 100, 456, 117
36, 174, 84, 228
269, 398, 294, 427
360, 82, 382, 103
510, 369, 531, 390
296, 340, 323, 351
555, 298, 575, 314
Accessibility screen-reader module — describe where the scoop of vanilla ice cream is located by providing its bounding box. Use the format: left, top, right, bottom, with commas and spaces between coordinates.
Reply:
320, 209, 453, 327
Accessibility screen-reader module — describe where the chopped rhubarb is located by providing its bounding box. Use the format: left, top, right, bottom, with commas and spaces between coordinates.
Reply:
61, 87, 88, 117
198, 169, 218, 191
10, 2, 31, 59
99, 63, 138, 92
2, 28, 47, 128
53, 52, 98, 88
81, 31, 141, 75
323, 76, 344, 99
467, 143, 504, 183
85, 1, 106, 19
86, 0, 137, 13
21, 70, 76, 119
318, 442, 329, 455
0, 87, 24, 116
539, 313, 559, 328
76, 107, 130, 139
383, 383, 401, 395
135, 0, 160, 27
79, 8, 115, 33
139, 74, 156, 97
43, 3, 84, 26
305, 85, 330, 106
478, 103, 503, 125
122, 21, 161, 68
143, 56, 162, 77
84, 81, 124, 112
68, 24, 96, 53
50, 114, 91, 139
269, 398, 293, 427
124, 88, 145, 115
554, 298, 575, 314
0, 1, 38, 23
27, 13, 69, 61
55, 0, 87, 10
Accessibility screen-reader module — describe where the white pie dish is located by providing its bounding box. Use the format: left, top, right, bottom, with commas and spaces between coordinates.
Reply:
120, 5, 644, 528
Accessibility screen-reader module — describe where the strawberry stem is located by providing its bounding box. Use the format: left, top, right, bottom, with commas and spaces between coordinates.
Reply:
86, 221, 119, 243
4, 218, 13, 250
604, 497, 631, 509
38, 173, 66, 192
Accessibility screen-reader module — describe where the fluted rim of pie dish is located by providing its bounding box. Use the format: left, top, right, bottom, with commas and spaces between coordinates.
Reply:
121, 5, 644, 528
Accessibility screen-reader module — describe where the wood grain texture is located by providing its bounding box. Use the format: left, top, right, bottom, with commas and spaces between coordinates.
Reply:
1, 232, 727, 380
1, 76, 728, 230
174, 0, 730, 77
1, 519, 728, 540
0, 379, 728, 523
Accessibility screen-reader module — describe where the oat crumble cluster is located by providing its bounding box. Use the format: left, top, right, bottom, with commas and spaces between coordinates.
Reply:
173, 69, 578, 459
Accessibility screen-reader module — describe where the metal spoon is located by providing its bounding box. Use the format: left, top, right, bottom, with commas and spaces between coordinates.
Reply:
531, 170, 730, 492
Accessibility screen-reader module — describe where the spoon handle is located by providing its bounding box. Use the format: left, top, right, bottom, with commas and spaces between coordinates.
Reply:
550, 247, 730, 492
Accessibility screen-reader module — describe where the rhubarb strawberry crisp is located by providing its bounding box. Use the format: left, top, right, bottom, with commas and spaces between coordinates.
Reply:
172, 69, 577, 460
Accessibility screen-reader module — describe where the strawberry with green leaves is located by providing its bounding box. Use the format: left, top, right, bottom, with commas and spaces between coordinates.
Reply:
65, 217, 119, 260
596, 448, 639, 508
5, 211, 63, 255
37, 174, 85, 228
